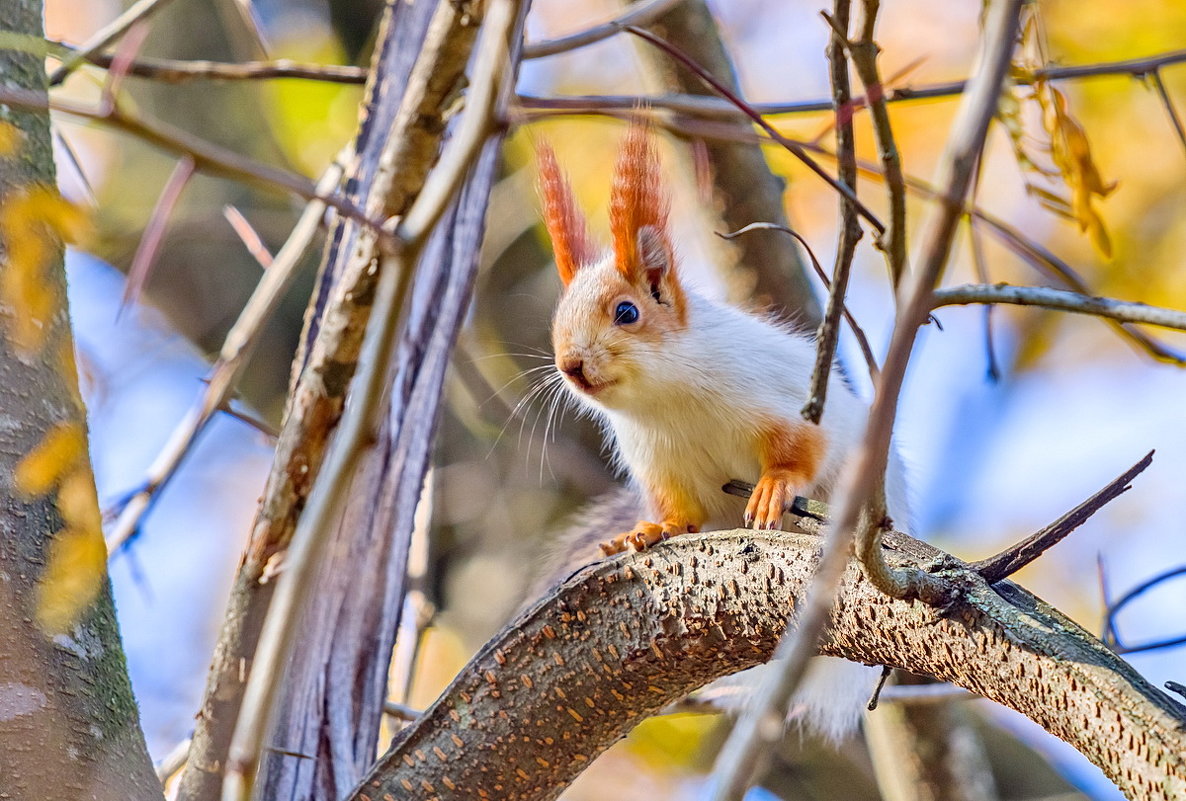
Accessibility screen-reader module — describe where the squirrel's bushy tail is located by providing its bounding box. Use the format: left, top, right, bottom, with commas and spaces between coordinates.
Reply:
704, 656, 877, 744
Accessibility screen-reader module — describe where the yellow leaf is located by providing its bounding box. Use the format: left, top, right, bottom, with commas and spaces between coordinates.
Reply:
0, 185, 89, 354
14, 421, 86, 497
0, 122, 21, 157
57, 468, 101, 536
36, 526, 107, 635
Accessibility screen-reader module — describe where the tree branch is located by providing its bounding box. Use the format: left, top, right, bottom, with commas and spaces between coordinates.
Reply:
521, 0, 684, 59
517, 46, 1186, 118
346, 527, 1186, 801
932, 283, 1186, 332
178, 0, 501, 797
802, 0, 861, 426
972, 451, 1153, 583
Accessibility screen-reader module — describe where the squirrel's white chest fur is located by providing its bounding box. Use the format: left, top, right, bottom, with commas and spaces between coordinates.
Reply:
561, 285, 906, 529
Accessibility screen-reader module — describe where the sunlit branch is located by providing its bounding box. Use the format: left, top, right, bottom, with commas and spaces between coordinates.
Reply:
933, 284, 1186, 332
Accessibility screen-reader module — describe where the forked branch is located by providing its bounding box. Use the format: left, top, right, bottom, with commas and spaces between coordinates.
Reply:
347, 526, 1186, 801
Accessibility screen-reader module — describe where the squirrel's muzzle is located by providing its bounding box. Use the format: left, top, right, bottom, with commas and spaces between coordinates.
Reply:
559, 358, 592, 391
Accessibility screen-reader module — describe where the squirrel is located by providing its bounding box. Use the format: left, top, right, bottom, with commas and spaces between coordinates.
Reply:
534, 122, 910, 741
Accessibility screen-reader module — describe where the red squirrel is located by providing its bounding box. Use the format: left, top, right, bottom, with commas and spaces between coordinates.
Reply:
535, 122, 911, 740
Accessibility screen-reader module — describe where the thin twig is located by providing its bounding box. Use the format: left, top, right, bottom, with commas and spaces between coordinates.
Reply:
522, 0, 684, 59
222, 205, 275, 269
844, 0, 907, 286
972, 451, 1153, 584
620, 24, 887, 235
0, 85, 387, 243
99, 20, 152, 114
104, 155, 347, 556
382, 701, 422, 722
121, 154, 194, 311
516, 46, 1186, 119
931, 284, 1186, 333
803, 0, 861, 426
219, 3, 517, 797
56, 43, 368, 84
878, 683, 977, 705
1149, 70, 1186, 159
718, 223, 879, 382
47, 0, 181, 85
966, 166, 1001, 380
1105, 565, 1186, 655
707, 4, 1023, 798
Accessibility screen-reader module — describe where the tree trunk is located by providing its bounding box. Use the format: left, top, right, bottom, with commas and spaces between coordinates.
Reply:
0, 3, 159, 799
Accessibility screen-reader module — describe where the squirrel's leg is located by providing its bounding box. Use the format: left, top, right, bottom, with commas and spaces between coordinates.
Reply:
601, 481, 704, 555
745, 419, 827, 530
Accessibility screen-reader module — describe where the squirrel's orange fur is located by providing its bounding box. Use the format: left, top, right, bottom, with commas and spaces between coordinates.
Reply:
537, 141, 595, 286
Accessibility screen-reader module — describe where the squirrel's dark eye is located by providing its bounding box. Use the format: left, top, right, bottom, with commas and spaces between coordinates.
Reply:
614, 301, 640, 326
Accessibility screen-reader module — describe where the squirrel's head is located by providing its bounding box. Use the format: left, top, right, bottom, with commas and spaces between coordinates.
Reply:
539, 123, 687, 410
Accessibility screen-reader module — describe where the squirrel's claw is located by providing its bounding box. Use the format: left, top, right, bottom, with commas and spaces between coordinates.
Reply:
745, 474, 795, 530
601, 520, 697, 555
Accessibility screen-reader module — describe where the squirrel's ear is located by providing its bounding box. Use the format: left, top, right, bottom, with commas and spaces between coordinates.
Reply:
636, 224, 672, 290
609, 122, 673, 286
537, 141, 594, 287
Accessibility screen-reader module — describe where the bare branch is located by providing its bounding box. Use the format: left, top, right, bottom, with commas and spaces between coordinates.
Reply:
846, 0, 908, 287
972, 451, 1153, 584
1107, 565, 1186, 655
120, 153, 194, 311
521, 0, 685, 59
620, 24, 887, 235
1147, 71, 1186, 158
104, 155, 347, 555
211, 1, 521, 797
346, 528, 1186, 801
47, 0, 180, 85
517, 47, 1186, 118
932, 283, 1186, 333
0, 85, 386, 240
802, 0, 861, 426
53, 41, 367, 83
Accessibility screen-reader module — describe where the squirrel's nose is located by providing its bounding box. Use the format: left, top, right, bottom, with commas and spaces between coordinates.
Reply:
559, 358, 589, 388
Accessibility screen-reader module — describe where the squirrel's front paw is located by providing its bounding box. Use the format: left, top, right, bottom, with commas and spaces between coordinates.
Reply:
744, 472, 799, 530
600, 520, 698, 555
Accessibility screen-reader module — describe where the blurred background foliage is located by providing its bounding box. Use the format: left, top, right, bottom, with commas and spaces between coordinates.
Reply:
40, 0, 1186, 798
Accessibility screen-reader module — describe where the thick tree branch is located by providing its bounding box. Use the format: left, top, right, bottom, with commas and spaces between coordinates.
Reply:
178, 1, 501, 797
346, 525, 1186, 801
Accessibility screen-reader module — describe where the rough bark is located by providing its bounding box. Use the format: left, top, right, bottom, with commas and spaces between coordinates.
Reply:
0, 2, 158, 798
347, 523, 1186, 801
257, 58, 528, 801
179, 2, 524, 798
631, 0, 821, 324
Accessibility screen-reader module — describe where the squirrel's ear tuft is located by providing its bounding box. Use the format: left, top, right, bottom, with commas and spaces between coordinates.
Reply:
609, 121, 672, 284
537, 140, 595, 286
